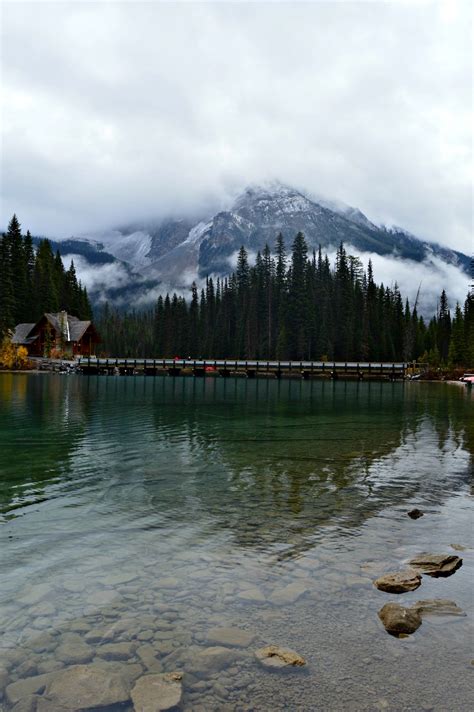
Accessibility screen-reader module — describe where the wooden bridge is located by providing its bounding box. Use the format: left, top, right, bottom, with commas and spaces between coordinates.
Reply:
77, 358, 409, 380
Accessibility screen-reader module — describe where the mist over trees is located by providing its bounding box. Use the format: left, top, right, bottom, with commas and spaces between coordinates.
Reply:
96, 233, 474, 366
1, 217, 472, 365
0, 215, 92, 337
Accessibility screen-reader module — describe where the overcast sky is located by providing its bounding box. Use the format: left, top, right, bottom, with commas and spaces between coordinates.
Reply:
1, 0, 472, 253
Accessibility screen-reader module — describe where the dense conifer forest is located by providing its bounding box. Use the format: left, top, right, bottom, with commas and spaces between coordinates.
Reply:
96, 233, 473, 365
0, 215, 92, 337
1, 216, 472, 365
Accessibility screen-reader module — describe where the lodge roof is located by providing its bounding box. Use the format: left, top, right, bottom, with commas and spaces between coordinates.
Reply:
12, 312, 94, 345
11, 323, 37, 344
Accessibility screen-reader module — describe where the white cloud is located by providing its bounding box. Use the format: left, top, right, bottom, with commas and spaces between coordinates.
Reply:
327, 246, 471, 316
1, 1, 472, 254
63, 253, 131, 295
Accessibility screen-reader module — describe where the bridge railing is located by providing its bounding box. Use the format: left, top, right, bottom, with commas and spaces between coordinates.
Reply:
77, 357, 408, 375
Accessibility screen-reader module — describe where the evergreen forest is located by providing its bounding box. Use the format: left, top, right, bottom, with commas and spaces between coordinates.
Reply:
1, 216, 472, 365
96, 233, 473, 366
0, 215, 92, 337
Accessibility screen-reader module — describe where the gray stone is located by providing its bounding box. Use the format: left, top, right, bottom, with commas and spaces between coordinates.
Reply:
61, 578, 86, 593
190, 647, 244, 676
87, 590, 118, 606
96, 642, 136, 661
378, 603, 422, 636
6, 673, 55, 705
18, 584, 51, 606
268, 581, 310, 606
409, 553, 463, 577
207, 627, 255, 648
29, 632, 56, 654
55, 635, 94, 665
373, 570, 422, 594
413, 599, 465, 617
0, 665, 8, 694
155, 577, 180, 589
11, 695, 38, 712
101, 572, 137, 586
131, 672, 183, 712
84, 627, 117, 645
136, 644, 163, 672
236, 587, 266, 603
255, 645, 306, 669
41, 664, 130, 710
407, 508, 424, 519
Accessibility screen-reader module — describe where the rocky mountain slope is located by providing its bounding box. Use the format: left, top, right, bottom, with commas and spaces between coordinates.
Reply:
53, 183, 470, 305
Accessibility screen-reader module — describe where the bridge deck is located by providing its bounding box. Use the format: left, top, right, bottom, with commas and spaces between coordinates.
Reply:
78, 358, 407, 379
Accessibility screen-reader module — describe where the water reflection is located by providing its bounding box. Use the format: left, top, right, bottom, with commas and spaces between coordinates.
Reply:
0, 374, 473, 711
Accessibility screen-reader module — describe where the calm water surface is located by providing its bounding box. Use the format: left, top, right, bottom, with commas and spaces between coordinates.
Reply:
0, 374, 473, 711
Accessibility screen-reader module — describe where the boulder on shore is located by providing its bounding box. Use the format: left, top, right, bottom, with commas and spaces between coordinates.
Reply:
378, 603, 422, 636
373, 570, 422, 594
408, 553, 463, 578
255, 645, 306, 669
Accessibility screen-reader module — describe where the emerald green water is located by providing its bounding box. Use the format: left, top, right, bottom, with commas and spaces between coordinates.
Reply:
0, 374, 473, 711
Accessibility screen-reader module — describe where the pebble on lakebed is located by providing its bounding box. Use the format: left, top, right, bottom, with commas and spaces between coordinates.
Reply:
255, 645, 306, 669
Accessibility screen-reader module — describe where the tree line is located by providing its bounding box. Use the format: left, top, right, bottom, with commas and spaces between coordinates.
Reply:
0, 215, 92, 338
96, 233, 473, 366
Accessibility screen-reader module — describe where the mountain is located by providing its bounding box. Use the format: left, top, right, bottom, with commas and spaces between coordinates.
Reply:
52, 183, 470, 305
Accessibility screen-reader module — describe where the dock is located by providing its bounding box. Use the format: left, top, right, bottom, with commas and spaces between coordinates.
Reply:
77, 358, 408, 380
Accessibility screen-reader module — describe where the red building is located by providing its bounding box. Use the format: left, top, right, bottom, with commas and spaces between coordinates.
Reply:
12, 311, 100, 357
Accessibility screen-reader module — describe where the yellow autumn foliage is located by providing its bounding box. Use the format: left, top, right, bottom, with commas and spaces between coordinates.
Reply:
0, 335, 30, 370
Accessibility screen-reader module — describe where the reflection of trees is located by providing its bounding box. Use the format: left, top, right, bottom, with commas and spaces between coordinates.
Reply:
0, 375, 88, 519
145, 378, 473, 555
2, 374, 471, 549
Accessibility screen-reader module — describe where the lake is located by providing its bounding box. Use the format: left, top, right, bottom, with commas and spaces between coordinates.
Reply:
0, 374, 473, 711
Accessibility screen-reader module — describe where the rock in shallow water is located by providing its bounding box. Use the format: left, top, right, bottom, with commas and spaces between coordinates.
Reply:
373, 570, 422, 594
131, 672, 183, 712
407, 508, 424, 519
206, 626, 255, 648
413, 599, 465, 617
378, 603, 422, 636
40, 664, 130, 710
408, 553, 463, 577
255, 645, 306, 669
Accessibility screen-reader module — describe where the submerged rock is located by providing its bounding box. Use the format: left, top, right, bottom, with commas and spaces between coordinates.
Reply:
407, 508, 424, 519
255, 645, 306, 669
268, 581, 310, 606
378, 603, 422, 637
373, 570, 422, 594
207, 626, 255, 648
408, 553, 463, 577
6, 673, 55, 705
413, 599, 466, 617
131, 672, 183, 712
40, 664, 130, 710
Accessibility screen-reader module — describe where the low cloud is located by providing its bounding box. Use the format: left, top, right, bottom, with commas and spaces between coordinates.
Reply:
1, 1, 472, 253
64, 254, 132, 302
331, 247, 471, 316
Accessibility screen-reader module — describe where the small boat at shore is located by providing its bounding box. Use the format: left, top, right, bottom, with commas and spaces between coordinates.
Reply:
459, 373, 474, 387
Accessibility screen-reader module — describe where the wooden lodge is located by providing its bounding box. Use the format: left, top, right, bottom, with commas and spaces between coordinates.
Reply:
12, 311, 100, 357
